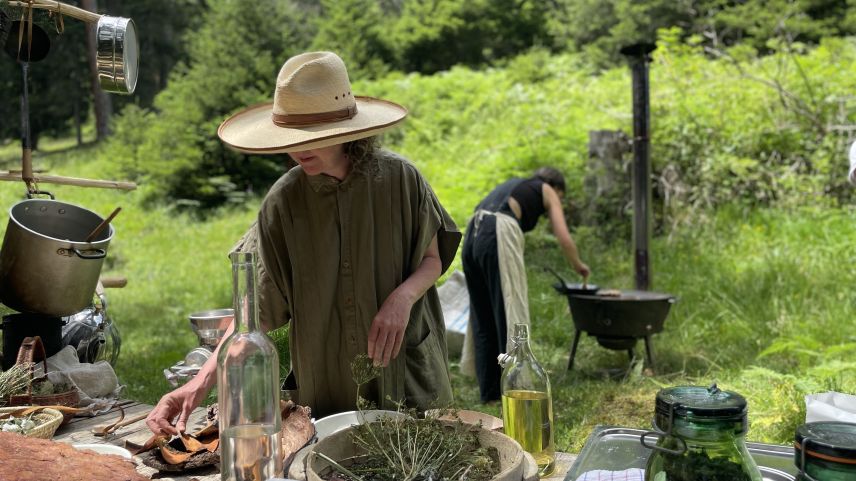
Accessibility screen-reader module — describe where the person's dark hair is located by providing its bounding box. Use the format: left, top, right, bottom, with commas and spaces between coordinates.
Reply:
533, 167, 565, 193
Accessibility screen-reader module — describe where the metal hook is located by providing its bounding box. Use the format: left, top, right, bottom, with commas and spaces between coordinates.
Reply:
797, 437, 822, 481
640, 400, 688, 456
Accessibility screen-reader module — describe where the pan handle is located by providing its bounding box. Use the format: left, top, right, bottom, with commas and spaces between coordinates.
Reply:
71, 247, 106, 259
542, 265, 568, 286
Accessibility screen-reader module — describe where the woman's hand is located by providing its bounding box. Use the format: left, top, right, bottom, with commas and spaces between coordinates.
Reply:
574, 261, 591, 280
368, 233, 441, 367
145, 382, 208, 436
368, 290, 413, 367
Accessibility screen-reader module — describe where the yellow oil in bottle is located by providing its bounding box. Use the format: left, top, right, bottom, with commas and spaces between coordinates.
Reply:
502, 389, 555, 476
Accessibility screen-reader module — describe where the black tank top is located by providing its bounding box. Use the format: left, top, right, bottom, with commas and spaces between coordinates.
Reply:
509, 178, 545, 232
474, 178, 545, 233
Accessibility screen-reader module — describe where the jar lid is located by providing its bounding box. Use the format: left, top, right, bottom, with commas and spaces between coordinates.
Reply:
654, 385, 748, 431
795, 422, 856, 464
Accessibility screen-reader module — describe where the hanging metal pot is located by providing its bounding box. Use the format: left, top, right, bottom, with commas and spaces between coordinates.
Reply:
0, 197, 115, 317
95, 15, 138, 94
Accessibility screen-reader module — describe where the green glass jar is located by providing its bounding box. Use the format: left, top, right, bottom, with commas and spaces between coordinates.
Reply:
642, 385, 763, 481
794, 422, 856, 481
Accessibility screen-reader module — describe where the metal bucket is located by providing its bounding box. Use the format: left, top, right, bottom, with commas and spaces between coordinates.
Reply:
0, 198, 114, 317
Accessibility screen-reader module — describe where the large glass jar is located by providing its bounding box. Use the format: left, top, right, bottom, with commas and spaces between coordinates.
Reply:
642, 385, 763, 481
501, 323, 556, 476
794, 422, 856, 481
217, 252, 283, 481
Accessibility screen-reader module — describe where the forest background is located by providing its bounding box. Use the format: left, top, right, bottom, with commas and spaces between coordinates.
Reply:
0, 0, 855, 452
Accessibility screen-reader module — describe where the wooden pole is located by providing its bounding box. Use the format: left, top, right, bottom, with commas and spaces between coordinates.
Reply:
0, 171, 136, 190
8, 0, 102, 23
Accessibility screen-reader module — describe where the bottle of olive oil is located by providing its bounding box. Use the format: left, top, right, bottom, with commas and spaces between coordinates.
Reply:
501, 323, 555, 476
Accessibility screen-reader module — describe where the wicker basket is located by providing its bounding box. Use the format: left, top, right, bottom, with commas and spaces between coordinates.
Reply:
7, 337, 79, 424
0, 406, 64, 439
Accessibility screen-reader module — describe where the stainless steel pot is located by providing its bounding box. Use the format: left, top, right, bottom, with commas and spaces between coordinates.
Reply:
0, 198, 115, 317
96, 15, 138, 94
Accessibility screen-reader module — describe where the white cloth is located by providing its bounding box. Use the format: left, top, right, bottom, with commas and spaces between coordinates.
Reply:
35, 345, 124, 415
575, 469, 645, 481
806, 391, 856, 423
849, 140, 856, 185
494, 211, 531, 345
460, 211, 530, 378
438, 269, 470, 359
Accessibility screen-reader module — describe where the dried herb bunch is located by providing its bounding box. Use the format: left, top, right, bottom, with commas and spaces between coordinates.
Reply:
0, 363, 34, 404
319, 355, 500, 481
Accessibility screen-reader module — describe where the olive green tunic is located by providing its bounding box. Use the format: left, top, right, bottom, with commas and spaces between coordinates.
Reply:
256, 150, 461, 418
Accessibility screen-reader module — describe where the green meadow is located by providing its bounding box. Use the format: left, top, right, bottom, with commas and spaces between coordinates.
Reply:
1, 32, 854, 452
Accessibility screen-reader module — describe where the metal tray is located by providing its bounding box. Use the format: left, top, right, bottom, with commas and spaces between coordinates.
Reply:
564, 426, 798, 481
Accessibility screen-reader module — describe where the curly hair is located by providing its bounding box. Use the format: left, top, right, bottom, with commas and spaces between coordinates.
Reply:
345, 136, 381, 178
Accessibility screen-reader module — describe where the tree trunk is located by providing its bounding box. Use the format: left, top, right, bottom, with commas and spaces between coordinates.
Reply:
582, 130, 632, 233
81, 0, 112, 140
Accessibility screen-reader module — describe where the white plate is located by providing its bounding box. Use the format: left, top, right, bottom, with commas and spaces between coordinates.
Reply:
313, 410, 408, 440
72, 443, 133, 459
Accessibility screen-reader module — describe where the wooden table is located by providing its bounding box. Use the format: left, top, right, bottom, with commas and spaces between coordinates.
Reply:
53, 400, 218, 481
53, 401, 577, 480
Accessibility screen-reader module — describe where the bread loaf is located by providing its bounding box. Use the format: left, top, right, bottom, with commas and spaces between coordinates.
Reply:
0, 431, 148, 481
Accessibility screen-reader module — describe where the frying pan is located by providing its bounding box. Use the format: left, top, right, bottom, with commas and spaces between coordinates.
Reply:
543, 266, 599, 295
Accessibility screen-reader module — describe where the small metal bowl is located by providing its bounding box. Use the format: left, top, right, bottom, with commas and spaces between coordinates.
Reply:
188, 308, 233, 346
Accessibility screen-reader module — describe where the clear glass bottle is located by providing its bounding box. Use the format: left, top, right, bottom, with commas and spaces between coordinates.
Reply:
501, 323, 556, 476
794, 422, 856, 481
643, 385, 763, 481
217, 252, 283, 481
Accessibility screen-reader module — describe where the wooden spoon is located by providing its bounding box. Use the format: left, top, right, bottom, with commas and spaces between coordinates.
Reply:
84, 206, 121, 243
91, 408, 151, 437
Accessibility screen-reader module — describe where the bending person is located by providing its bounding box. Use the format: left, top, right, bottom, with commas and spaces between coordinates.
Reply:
462, 167, 589, 403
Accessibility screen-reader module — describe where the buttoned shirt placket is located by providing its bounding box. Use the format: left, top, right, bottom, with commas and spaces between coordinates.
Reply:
337, 183, 358, 349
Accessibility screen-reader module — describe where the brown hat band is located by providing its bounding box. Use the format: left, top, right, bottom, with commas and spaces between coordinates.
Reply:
272, 104, 358, 127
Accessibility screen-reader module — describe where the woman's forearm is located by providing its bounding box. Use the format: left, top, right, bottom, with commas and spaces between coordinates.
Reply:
186, 319, 236, 393
393, 234, 442, 305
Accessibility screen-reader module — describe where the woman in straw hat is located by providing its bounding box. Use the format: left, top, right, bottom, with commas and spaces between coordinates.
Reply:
147, 52, 461, 435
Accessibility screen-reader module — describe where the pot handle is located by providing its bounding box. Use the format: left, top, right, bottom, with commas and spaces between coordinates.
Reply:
72, 247, 107, 260
25, 189, 55, 199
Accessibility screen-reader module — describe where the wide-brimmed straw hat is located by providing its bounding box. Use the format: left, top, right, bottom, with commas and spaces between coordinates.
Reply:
218, 52, 407, 154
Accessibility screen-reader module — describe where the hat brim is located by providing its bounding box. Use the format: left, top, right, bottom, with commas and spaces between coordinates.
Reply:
217, 96, 407, 154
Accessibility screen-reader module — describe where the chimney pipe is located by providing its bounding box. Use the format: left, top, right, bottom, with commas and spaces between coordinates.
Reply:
620, 42, 656, 291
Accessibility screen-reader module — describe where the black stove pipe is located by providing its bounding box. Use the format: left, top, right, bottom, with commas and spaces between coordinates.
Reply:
620, 42, 657, 291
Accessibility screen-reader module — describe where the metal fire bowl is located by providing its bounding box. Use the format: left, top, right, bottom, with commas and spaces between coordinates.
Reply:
188, 308, 233, 346
559, 289, 675, 347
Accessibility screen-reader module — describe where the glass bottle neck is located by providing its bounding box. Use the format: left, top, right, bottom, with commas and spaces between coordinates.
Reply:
230, 252, 259, 333
512, 323, 534, 359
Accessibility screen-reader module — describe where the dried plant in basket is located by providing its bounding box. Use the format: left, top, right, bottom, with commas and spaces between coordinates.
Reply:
315, 355, 502, 481
0, 362, 33, 405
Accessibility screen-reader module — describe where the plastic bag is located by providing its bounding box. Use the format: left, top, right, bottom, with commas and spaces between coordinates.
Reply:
805, 391, 856, 423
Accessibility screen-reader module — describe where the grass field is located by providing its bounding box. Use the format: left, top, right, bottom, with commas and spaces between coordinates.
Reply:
0, 139, 854, 452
